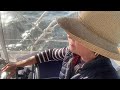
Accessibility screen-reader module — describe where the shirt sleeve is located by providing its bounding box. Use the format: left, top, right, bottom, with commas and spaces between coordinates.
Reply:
35, 47, 69, 63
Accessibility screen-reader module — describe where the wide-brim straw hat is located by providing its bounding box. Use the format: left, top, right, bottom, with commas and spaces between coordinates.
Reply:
57, 11, 120, 61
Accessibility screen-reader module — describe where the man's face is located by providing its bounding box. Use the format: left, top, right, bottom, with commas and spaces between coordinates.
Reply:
67, 34, 76, 53
67, 34, 92, 56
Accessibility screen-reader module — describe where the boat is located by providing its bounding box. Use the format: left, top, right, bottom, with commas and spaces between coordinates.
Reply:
0, 11, 120, 79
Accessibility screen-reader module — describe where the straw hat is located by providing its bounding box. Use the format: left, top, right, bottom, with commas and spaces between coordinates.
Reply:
57, 11, 120, 61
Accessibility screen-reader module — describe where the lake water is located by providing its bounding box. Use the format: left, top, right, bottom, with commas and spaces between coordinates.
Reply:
0, 11, 77, 62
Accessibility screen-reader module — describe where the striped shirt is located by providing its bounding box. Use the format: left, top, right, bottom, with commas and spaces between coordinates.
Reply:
35, 47, 69, 63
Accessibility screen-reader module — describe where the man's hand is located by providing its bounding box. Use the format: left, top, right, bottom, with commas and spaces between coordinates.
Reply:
1, 63, 17, 79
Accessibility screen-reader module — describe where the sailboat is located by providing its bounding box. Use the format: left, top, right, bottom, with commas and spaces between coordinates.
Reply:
0, 11, 120, 79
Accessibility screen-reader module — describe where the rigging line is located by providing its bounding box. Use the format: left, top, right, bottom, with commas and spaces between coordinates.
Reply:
12, 11, 35, 44
16, 11, 47, 33
30, 20, 57, 51
5, 39, 68, 42
14, 11, 47, 46
0, 12, 9, 63
34, 20, 57, 45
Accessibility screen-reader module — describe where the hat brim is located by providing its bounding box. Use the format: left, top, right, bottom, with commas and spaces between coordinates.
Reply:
57, 17, 120, 61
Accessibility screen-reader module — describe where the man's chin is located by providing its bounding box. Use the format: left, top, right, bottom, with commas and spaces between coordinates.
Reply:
69, 47, 75, 53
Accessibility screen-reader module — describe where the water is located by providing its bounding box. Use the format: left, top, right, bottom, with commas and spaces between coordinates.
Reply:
1, 11, 76, 49
0, 11, 77, 62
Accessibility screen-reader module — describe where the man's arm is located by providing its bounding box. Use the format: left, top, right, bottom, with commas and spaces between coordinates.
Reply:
2, 47, 68, 71
15, 56, 37, 67
1, 47, 68, 78
35, 47, 68, 63
1, 55, 37, 76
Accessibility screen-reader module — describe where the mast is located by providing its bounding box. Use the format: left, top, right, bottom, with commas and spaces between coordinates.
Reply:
0, 12, 9, 63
